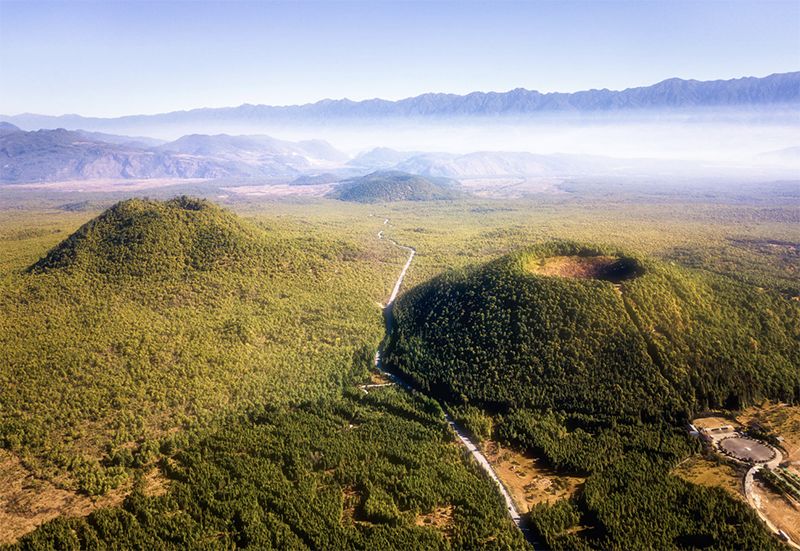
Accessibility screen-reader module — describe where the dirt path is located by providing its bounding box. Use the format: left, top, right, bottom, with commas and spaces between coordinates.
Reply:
372, 219, 542, 549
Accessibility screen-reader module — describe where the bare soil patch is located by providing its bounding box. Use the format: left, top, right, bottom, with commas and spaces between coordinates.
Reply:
368, 370, 393, 385
141, 467, 170, 498
692, 416, 740, 431
672, 455, 745, 501
752, 478, 800, 543
415, 504, 454, 539
0, 450, 126, 545
738, 403, 800, 464
4, 178, 209, 192
221, 183, 334, 198
340, 485, 363, 525
525, 255, 640, 283
482, 440, 584, 513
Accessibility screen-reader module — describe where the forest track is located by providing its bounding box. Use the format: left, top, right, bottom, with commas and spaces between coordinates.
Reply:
372, 219, 543, 550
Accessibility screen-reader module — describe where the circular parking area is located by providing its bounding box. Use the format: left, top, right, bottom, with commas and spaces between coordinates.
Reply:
719, 437, 775, 463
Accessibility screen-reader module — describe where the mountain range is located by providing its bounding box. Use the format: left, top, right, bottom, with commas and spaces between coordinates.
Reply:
2, 72, 798, 135
0, 125, 347, 183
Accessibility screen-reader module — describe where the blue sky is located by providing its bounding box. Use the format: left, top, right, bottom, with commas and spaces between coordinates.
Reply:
0, 0, 798, 117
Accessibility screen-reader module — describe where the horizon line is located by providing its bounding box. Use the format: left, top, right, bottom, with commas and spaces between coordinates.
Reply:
2, 70, 798, 120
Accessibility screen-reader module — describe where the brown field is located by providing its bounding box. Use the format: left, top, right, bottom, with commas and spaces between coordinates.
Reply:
752, 478, 800, 543
340, 485, 360, 525
0, 450, 169, 545
221, 183, 334, 197
672, 455, 745, 501
738, 403, 800, 463
367, 370, 393, 385
524, 255, 639, 283
3, 178, 210, 192
481, 440, 584, 513
0, 450, 123, 544
692, 416, 740, 431
415, 504, 454, 539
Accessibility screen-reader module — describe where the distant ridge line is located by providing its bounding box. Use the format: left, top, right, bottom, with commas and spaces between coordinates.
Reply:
2, 72, 799, 127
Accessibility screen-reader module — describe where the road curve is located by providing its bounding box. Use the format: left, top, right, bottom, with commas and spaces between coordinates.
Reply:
742, 449, 800, 549
373, 219, 542, 549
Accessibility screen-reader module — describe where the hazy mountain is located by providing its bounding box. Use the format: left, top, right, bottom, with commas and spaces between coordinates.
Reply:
290, 172, 342, 186
0, 128, 249, 183
3, 73, 797, 135
158, 133, 347, 165
74, 129, 166, 148
757, 146, 800, 166
0, 122, 22, 136
393, 151, 608, 178
348, 147, 421, 168
0, 128, 348, 183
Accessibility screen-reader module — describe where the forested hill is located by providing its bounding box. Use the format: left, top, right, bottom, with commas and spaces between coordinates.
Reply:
386, 240, 799, 550
388, 240, 799, 422
329, 170, 464, 203
29, 196, 265, 277
0, 197, 391, 498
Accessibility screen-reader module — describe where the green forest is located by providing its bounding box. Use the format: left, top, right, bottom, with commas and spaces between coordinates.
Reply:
0, 192, 797, 549
6, 388, 525, 550
386, 239, 798, 549
0, 198, 396, 492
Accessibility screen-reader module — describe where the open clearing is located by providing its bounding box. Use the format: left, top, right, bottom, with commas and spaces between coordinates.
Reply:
739, 403, 800, 464
415, 504, 455, 540
673, 455, 745, 501
221, 183, 334, 197
753, 478, 800, 544
481, 440, 584, 513
693, 416, 740, 431
720, 437, 775, 463
525, 255, 640, 282
2, 178, 210, 193
0, 450, 124, 545
0, 450, 169, 544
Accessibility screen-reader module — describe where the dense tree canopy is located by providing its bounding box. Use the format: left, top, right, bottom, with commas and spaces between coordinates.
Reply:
386, 240, 798, 549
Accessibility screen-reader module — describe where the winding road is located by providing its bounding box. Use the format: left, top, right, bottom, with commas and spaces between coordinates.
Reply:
743, 449, 800, 549
372, 219, 541, 549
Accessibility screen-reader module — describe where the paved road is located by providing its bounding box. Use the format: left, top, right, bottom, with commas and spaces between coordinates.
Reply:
742, 448, 800, 549
373, 219, 542, 549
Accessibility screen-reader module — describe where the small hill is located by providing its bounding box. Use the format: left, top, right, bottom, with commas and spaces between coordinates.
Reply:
388, 240, 799, 421
30, 197, 262, 277
329, 170, 464, 203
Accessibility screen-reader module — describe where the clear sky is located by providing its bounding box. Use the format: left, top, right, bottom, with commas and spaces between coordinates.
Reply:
0, 0, 798, 117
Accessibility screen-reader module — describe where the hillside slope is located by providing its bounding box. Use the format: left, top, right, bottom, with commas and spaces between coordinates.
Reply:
30, 196, 263, 276
0, 129, 348, 183
0, 198, 389, 494
386, 240, 798, 549
0, 129, 245, 182
389, 241, 799, 420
